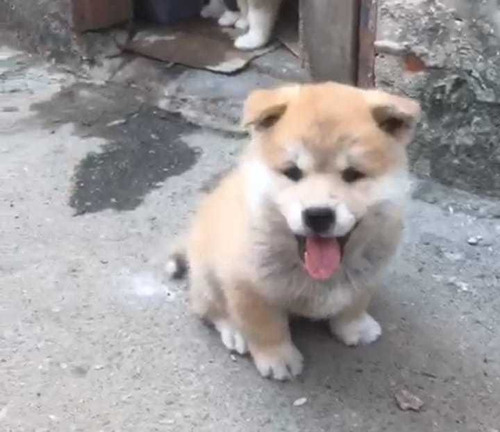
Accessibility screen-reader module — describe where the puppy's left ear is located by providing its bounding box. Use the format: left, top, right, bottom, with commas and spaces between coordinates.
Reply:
242, 86, 299, 130
364, 90, 421, 145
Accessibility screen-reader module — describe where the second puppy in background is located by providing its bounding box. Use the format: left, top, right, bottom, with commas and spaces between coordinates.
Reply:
201, 0, 283, 50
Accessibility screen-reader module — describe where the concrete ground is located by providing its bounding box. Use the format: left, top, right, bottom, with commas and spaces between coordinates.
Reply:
1, 46, 499, 432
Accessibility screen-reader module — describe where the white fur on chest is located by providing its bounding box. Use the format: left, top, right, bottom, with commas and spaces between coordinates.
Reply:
249, 253, 356, 319
288, 282, 355, 319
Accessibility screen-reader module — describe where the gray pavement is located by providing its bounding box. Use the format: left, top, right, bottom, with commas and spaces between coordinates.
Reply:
1, 47, 499, 432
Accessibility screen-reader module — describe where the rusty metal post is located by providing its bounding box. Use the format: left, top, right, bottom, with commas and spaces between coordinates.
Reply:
357, 0, 378, 87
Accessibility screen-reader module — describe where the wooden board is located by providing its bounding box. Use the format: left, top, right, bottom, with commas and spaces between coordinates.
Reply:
127, 20, 275, 74
72, 0, 132, 32
299, 0, 359, 84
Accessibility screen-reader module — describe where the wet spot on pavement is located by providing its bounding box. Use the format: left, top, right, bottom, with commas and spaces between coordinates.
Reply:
31, 83, 201, 215
70, 108, 199, 214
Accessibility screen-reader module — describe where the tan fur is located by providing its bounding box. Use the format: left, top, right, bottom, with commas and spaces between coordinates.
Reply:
172, 82, 420, 380
227, 282, 290, 349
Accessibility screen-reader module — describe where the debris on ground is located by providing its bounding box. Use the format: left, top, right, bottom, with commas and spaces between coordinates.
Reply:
394, 389, 424, 412
293, 397, 308, 407
107, 118, 127, 127
467, 236, 482, 246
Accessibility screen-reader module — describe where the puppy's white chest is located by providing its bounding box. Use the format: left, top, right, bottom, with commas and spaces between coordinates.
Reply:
288, 282, 354, 319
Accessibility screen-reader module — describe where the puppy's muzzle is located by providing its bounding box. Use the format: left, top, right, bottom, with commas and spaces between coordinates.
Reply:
302, 207, 335, 235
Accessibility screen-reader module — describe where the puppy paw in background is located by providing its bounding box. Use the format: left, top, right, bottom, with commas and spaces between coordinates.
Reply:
200, 0, 226, 18
201, 0, 239, 20
200, 0, 283, 50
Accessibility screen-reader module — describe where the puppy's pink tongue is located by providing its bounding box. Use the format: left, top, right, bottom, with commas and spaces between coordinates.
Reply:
304, 237, 341, 281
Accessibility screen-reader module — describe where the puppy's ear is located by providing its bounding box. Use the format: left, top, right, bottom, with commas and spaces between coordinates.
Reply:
242, 86, 299, 130
365, 90, 421, 144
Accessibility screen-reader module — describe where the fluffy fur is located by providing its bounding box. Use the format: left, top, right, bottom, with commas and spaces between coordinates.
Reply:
168, 82, 420, 380
201, 0, 283, 50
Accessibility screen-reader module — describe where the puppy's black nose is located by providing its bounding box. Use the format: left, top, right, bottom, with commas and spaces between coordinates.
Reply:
303, 207, 335, 234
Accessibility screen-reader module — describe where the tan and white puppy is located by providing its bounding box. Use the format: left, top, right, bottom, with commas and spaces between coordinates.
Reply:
201, 0, 283, 50
168, 82, 420, 380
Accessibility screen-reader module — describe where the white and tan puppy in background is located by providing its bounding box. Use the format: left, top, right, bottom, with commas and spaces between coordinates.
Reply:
201, 0, 283, 50
167, 82, 420, 380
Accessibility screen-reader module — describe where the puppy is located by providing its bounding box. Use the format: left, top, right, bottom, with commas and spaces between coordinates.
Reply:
168, 82, 420, 380
201, 0, 238, 24
201, 0, 283, 50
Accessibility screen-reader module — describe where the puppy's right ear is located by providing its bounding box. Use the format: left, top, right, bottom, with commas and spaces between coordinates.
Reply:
242, 86, 298, 130
364, 90, 421, 145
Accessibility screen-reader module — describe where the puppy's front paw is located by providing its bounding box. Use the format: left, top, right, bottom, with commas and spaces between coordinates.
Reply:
201, 4, 223, 19
218, 10, 240, 27
252, 343, 304, 380
235, 17, 249, 30
234, 32, 268, 50
200, 6, 213, 18
214, 320, 248, 355
330, 313, 382, 346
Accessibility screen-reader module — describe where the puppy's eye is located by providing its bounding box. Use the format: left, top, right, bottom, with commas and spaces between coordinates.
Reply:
342, 167, 366, 183
281, 165, 303, 182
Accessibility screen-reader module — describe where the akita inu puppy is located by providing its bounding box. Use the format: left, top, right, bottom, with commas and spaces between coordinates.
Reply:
168, 82, 420, 380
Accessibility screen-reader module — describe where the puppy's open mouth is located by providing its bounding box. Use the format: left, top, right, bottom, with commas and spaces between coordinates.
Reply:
296, 233, 351, 281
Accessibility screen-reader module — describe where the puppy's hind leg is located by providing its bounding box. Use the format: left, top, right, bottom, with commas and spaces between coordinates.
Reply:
190, 267, 249, 355
329, 291, 382, 346
227, 283, 303, 380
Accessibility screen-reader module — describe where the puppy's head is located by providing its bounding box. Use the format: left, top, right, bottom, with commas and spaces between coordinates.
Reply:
242, 83, 420, 280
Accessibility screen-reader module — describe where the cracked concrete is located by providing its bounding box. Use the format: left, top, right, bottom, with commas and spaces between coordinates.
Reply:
1, 47, 500, 432
377, 0, 500, 197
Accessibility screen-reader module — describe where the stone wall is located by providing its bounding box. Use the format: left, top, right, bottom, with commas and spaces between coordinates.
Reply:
376, 0, 500, 197
0, 0, 79, 62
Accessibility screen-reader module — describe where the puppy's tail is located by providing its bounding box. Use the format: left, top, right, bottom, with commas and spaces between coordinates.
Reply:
166, 237, 189, 280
